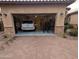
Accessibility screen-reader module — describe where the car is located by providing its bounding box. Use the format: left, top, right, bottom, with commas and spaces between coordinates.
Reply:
21, 21, 35, 31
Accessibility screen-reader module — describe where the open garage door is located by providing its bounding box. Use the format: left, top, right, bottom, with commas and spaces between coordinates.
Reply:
13, 14, 56, 34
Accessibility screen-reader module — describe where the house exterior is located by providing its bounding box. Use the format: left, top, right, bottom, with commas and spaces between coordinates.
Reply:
67, 12, 78, 25
0, 0, 75, 37
66, 0, 78, 27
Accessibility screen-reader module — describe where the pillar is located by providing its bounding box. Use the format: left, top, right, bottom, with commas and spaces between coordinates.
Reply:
55, 12, 65, 36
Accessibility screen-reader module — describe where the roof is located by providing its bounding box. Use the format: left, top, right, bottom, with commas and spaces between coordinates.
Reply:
67, 0, 78, 14
0, 0, 75, 5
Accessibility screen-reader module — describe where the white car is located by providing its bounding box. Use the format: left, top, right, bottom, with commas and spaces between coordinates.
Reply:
21, 21, 35, 30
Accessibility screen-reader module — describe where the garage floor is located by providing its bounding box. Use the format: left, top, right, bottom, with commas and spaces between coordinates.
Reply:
0, 36, 77, 59
16, 31, 54, 36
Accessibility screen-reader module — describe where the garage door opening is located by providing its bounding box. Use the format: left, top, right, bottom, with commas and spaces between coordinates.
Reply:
13, 14, 56, 34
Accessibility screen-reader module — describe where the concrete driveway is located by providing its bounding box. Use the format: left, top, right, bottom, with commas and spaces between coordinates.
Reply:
0, 36, 77, 59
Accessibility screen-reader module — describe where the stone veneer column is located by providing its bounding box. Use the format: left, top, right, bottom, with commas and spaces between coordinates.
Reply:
55, 12, 65, 36
2, 13, 15, 37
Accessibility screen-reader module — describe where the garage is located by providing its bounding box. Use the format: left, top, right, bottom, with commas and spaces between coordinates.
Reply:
13, 14, 56, 34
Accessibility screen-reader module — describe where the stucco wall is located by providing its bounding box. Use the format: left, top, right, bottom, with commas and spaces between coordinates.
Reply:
1, 5, 66, 36
70, 13, 78, 25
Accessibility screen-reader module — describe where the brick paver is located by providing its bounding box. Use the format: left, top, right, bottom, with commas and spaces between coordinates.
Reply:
0, 36, 77, 59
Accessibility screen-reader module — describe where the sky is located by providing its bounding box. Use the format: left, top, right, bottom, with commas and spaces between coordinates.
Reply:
67, 0, 78, 14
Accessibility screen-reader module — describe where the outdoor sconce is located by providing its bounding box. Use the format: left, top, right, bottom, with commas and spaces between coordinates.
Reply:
66, 8, 71, 11
35, 16, 37, 18
60, 13, 63, 16
3, 13, 7, 16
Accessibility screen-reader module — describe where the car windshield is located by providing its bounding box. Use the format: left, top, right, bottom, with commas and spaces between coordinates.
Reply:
22, 21, 33, 23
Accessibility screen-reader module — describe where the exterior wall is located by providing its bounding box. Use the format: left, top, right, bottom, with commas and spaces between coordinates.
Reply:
1, 5, 66, 36
70, 13, 78, 25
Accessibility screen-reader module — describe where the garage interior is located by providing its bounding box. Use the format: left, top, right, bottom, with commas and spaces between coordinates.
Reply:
13, 14, 56, 34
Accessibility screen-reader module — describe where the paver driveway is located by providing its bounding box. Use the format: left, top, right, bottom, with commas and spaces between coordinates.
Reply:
0, 36, 78, 59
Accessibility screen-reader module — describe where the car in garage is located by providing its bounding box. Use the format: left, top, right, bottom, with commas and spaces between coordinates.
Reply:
21, 21, 35, 31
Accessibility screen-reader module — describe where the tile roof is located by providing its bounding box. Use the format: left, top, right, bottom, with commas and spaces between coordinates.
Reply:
0, 0, 75, 5
0, 0, 75, 2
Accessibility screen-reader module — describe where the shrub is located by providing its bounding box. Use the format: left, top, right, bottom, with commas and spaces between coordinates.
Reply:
64, 24, 74, 33
65, 24, 78, 36
69, 28, 78, 36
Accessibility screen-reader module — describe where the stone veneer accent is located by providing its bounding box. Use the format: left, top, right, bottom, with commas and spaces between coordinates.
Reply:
4, 27, 15, 37
55, 26, 64, 36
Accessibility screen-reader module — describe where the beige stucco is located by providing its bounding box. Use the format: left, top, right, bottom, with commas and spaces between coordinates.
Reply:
70, 13, 78, 25
0, 4, 66, 36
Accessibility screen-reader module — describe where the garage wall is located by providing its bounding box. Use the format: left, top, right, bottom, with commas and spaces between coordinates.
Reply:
1, 5, 66, 36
